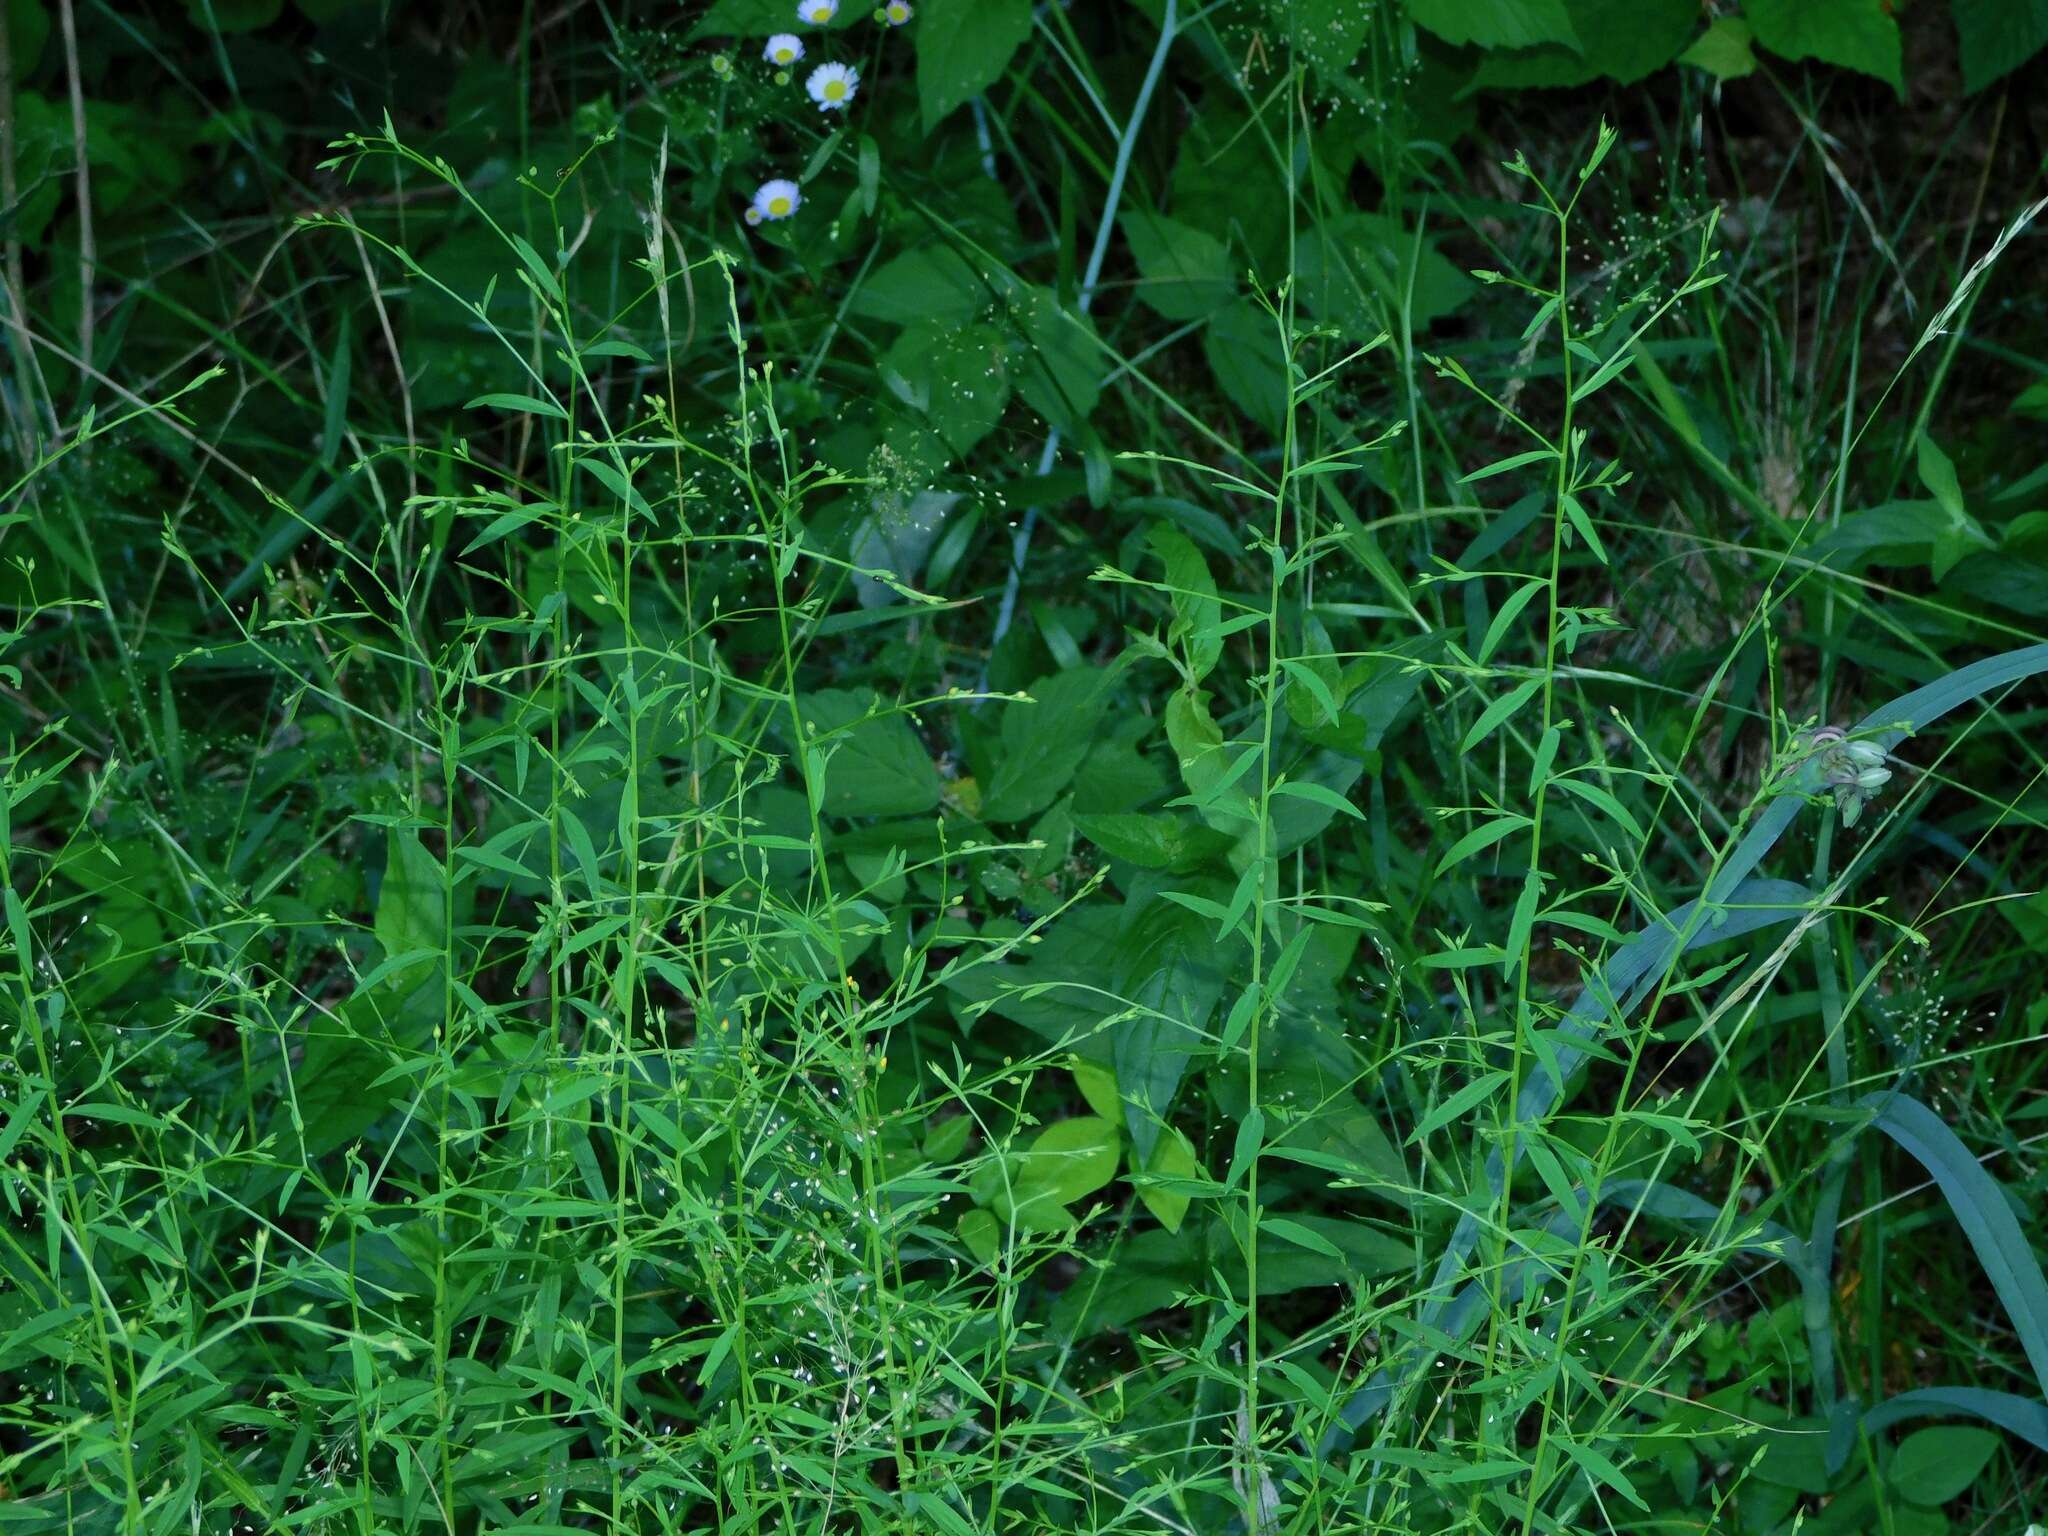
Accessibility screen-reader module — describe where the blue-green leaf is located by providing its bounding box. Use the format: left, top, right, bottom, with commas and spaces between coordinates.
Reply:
1860, 1090, 2048, 1394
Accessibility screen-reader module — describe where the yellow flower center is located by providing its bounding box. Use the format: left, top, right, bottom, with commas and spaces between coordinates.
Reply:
825, 80, 846, 99
769, 196, 791, 216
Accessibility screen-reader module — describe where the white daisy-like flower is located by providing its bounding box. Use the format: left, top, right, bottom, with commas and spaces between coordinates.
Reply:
748, 179, 801, 225
805, 61, 859, 111
883, 1, 912, 23
797, 0, 837, 23
764, 33, 805, 65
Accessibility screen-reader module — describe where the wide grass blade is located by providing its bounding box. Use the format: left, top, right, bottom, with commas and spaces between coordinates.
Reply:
1859, 1089, 2048, 1395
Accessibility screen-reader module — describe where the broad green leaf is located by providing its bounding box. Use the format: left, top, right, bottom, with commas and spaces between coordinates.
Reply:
1113, 896, 1235, 1159
1679, 17, 1759, 79
1471, 0, 1695, 88
980, 667, 1114, 823
958, 1208, 1000, 1265
293, 965, 451, 1161
1050, 1228, 1201, 1338
1164, 687, 1258, 837
375, 828, 447, 979
1149, 523, 1223, 682
1204, 298, 1289, 433
858, 134, 880, 215
688, 0, 861, 34
1889, 1425, 2001, 1506
1008, 284, 1104, 434
1012, 1116, 1121, 1220
1121, 210, 1234, 321
850, 247, 987, 327
924, 1114, 974, 1163
797, 690, 942, 817
8, 0, 49, 75
1072, 1058, 1120, 1120
1073, 812, 1229, 872
1137, 1126, 1199, 1233
1298, 213, 1474, 336
1273, 752, 1367, 857
881, 321, 1011, 457
1224, 1209, 1415, 1293
1862, 1388, 2048, 1456
1274, 0, 1374, 75
1408, 0, 1578, 51
1951, 0, 2048, 92
918, 0, 1033, 132
1747, 0, 1902, 92
1916, 432, 1993, 580
1282, 614, 1346, 730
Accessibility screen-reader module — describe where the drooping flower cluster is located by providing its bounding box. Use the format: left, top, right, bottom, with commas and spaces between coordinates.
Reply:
1803, 726, 1896, 828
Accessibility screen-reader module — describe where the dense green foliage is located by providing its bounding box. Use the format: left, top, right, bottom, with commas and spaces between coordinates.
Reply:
4, 0, 2048, 1531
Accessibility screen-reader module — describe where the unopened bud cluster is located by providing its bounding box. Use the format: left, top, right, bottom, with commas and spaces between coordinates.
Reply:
1806, 726, 1893, 828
